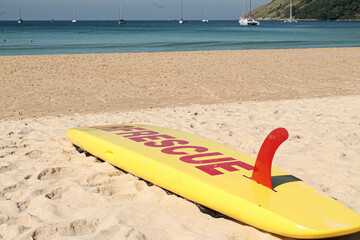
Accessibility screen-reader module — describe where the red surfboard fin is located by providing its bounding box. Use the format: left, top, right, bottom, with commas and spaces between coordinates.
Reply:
251, 128, 289, 190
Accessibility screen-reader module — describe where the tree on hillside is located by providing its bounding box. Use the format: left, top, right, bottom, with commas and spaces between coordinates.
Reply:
295, 0, 360, 20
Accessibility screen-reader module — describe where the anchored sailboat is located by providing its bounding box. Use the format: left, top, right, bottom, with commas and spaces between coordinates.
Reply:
239, 0, 259, 26
202, 9, 208, 23
18, 7, 24, 24
118, 1, 126, 24
284, 0, 297, 22
179, 0, 186, 24
72, 7, 77, 23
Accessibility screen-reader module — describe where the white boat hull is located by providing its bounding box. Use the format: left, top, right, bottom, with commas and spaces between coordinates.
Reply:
239, 18, 259, 26
284, 19, 297, 23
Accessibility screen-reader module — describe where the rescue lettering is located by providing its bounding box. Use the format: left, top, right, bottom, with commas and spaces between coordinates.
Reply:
91, 125, 254, 176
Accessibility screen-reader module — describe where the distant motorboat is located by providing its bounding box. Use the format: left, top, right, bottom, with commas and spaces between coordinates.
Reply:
202, 19, 209, 23
284, 0, 297, 23
118, 1, 126, 24
179, 0, 186, 24
18, 7, 24, 24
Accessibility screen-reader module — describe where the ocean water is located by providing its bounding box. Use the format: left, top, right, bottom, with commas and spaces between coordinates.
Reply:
0, 20, 359, 56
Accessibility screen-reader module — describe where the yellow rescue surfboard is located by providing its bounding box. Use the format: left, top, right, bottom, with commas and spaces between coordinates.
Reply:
66, 124, 360, 239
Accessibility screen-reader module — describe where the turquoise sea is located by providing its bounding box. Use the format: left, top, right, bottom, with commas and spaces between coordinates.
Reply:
0, 20, 359, 56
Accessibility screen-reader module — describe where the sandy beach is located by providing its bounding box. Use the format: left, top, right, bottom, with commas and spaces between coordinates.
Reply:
1, 48, 360, 240
1, 48, 360, 120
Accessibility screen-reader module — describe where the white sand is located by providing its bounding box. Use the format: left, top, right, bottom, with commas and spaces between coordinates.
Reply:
1, 95, 359, 240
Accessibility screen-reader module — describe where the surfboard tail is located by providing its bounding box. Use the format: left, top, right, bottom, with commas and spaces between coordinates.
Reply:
251, 128, 289, 190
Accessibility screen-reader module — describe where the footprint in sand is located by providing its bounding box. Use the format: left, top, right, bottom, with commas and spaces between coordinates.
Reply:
29, 219, 99, 240
37, 167, 73, 180
25, 150, 43, 159
45, 187, 65, 200
0, 162, 17, 174
16, 200, 30, 211
134, 181, 146, 191
2, 183, 26, 195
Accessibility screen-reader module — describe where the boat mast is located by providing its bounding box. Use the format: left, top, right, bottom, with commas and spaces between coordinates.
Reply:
119, 1, 122, 20
180, 0, 183, 20
118, 1, 126, 24
249, 0, 252, 17
290, 0, 292, 21
242, 0, 245, 17
18, 6, 24, 23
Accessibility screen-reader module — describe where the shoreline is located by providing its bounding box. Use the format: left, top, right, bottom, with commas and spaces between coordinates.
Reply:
1, 45, 360, 57
1, 47, 360, 120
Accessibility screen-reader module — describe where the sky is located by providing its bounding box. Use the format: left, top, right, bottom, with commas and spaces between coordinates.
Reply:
0, 0, 272, 21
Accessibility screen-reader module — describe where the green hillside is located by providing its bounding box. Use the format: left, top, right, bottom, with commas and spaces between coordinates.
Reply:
248, 0, 360, 20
